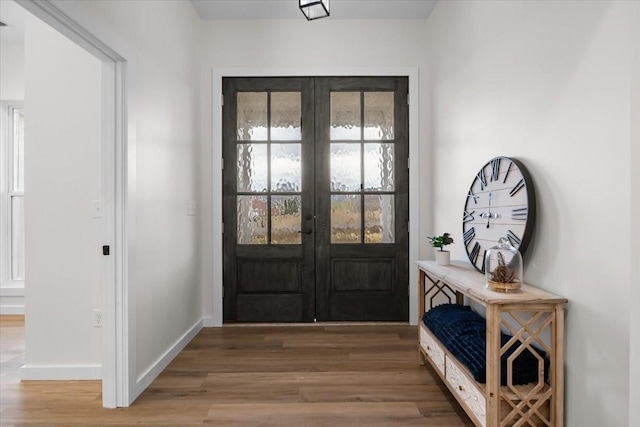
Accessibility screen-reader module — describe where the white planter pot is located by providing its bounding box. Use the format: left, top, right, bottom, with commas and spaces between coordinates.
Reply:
436, 250, 450, 266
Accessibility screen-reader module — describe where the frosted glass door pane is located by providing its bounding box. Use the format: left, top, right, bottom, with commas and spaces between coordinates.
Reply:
11, 196, 25, 280
364, 92, 394, 140
271, 144, 301, 192
271, 92, 301, 141
364, 143, 394, 191
237, 92, 268, 141
237, 144, 268, 192
330, 92, 361, 140
365, 195, 395, 244
237, 195, 267, 244
331, 195, 361, 244
12, 108, 24, 192
271, 196, 302, 244
331, 143, 361, 192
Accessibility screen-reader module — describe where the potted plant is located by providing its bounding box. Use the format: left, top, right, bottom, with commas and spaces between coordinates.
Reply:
428, 233, 454, 266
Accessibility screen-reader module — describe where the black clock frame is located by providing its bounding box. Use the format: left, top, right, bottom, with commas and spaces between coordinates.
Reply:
462, 156, 536, 273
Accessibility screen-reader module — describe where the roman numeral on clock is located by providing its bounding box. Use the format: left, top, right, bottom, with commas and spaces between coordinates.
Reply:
511, 207, 527, 220
463, 210, 475, 223
509, 178, 525, 197
477, 170, 487, 190
470, 242, 481, 266
490, 158, 501, 182
506, 229, 522, 246
463, 227, 475, 246
468, 189, 478, 204
503, 161, 513, 184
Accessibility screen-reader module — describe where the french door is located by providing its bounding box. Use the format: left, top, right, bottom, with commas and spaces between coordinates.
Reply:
222, 77, 409, 322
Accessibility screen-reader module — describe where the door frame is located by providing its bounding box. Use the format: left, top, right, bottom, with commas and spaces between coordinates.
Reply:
18, 0, 133, 408
211, 67, 420, 326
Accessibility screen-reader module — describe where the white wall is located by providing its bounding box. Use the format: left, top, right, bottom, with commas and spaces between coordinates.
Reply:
47, 0, 202, 397
199, 19, 428, 322
0, 41, 24, 100
424, 1, 637, 426
23, 14, 102, 373
629, 3, 640, 425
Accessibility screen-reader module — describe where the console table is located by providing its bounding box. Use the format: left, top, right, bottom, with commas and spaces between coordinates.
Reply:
417, 260, 567, 427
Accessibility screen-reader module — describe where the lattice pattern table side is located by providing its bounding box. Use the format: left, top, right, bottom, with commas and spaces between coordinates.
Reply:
425, 274, 459, 304
417, 261, 566, 427
497, 306, 558, 427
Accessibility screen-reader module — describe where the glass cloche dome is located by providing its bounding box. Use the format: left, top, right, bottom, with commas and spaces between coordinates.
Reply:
484, 237, 523, 293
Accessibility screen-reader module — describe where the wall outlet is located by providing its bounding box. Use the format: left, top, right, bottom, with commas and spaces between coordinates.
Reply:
93, 309, 103, 327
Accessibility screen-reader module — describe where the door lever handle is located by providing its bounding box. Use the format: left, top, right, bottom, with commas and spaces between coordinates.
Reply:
298, 229, 313, 235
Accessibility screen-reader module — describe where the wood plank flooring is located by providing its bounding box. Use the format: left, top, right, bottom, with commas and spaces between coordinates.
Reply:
0, 316, 473, 426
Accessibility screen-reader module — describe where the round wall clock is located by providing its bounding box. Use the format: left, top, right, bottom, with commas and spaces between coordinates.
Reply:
462, 156, 536, 273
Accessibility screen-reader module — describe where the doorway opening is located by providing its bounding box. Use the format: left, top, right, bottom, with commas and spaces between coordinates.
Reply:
222, 77, 409, 322
14, 0, 130, 408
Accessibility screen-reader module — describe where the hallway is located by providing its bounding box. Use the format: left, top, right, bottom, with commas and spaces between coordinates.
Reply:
0, 316, 471, 425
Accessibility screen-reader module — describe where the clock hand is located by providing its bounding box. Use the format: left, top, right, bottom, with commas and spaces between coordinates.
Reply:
486, 192, 492, 228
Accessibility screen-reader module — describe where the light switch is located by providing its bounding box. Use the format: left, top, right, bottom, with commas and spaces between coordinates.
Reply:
187, 200, 196, 216
92, 200, 102, 218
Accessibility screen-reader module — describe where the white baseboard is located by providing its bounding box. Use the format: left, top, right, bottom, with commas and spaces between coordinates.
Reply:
1, 288, 25, 314
21, 364, 102, 380
0, 286, 25, 296
202, 316, 221, 327
0, 305, 25, 315
132, 318, 203, 400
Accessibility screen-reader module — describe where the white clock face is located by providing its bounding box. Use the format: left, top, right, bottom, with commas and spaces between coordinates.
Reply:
462, 157, 535, 273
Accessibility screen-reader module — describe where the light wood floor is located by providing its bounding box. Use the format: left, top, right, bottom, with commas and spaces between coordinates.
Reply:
0, 315, 473, 426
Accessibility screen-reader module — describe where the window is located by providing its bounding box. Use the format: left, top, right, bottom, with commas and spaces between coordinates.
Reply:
1, 103, 25, 286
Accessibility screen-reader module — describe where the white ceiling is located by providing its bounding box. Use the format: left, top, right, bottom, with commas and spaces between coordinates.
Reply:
0, 0, 438, 46
189, 0, 438, 20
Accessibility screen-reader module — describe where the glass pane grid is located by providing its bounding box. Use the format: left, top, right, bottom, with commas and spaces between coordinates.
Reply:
235, 88, 397, 247
329, 90, 397, 245
236, 91, 303, 246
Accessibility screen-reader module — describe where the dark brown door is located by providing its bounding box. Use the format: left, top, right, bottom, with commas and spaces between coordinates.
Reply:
222, 77, 315, 322
223, 77, 408, 322
314, 77, 409, 321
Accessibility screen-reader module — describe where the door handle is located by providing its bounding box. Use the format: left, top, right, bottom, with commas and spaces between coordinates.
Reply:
298, 229, 313, 235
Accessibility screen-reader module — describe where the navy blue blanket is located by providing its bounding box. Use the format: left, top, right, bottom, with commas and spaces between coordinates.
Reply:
422, 304, 547, 386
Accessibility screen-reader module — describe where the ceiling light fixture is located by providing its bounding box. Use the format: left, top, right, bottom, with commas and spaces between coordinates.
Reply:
299, 0, 329, 21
